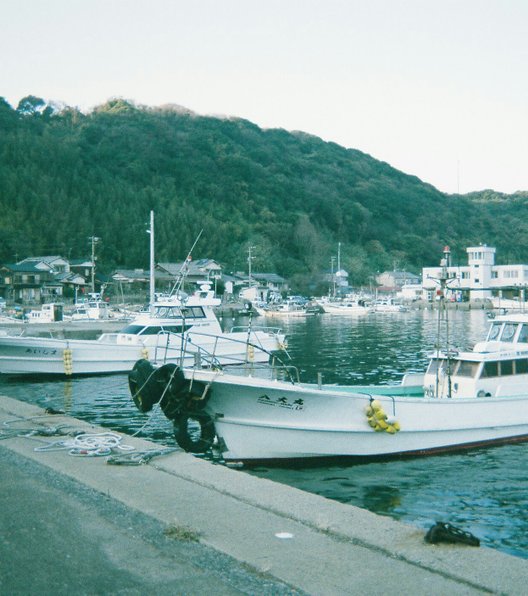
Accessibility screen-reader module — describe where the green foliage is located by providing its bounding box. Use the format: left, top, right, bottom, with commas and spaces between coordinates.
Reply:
0, 95, 526, 287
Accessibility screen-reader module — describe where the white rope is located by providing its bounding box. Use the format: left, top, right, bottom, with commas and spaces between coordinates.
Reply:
34, 431, 134, 457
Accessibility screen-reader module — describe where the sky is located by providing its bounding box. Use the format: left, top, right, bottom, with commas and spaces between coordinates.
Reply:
2, 0, 527, 195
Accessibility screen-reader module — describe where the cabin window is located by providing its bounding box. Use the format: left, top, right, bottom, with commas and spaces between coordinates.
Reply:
500, 324, 517, 342
481, 361, 499, 378
518, 325, 528, 343
515, 359, 528, 374
454, 360, 479, 378
501, 360, 514, 376
426, 358, 446, 374
155, 306, 183, 319
487, 323, 501, 341
181, 306, 206, 318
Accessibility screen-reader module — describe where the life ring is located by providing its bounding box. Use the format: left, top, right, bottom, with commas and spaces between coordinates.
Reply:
174, 411, 215, 453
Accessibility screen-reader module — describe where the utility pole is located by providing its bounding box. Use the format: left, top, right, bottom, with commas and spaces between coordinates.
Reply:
89, 236, 101, 294
248, 245, 256, 286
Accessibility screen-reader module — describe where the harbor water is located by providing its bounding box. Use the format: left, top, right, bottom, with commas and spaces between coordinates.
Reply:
1, 307, 527, 559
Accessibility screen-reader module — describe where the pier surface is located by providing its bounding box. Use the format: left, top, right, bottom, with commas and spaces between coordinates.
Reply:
1, 396, 526, 595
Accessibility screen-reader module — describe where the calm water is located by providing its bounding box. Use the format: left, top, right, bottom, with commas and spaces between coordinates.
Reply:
1, 308, 527, 559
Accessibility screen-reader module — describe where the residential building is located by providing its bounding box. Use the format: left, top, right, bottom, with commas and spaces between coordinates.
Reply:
376, 270, 421, 292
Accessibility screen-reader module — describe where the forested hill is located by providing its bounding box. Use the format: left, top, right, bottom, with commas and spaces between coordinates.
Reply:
1, 96, 528, 290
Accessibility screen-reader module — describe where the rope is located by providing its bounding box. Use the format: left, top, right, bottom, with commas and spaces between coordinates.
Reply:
107, 447, 179, 465
34, 432, 134, 457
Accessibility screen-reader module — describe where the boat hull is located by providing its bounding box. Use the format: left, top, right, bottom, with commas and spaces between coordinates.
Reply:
0, 331, 281, 376
185, 370, 528, 462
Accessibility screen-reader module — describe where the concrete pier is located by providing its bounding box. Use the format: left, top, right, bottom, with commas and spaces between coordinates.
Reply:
1, 396, 526, 595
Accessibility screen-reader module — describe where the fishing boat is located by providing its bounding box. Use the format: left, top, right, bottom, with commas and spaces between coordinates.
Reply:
255, 300, 318, 318
128, 247, 528, 463
372, 298, 408, 313
25, 303, 65, 323
0, 284, 286, 376
70, 297, 110, 321
318, 298, 371, 315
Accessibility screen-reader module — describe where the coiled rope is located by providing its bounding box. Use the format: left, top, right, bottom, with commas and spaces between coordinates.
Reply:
34, 431, 134, 457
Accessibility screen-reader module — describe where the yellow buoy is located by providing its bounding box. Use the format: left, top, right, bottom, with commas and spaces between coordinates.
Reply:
371, 399, 382, 411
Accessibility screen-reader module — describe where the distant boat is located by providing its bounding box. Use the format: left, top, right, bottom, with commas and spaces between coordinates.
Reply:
25, 303, 64, 324
70, 298, 110, 321
490, 297, 527, 311
318, 298, 371, 315
372, 298, 408, 313
255, 301, 317, 317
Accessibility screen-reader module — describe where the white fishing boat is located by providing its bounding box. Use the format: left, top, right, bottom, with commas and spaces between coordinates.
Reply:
319, 298, 371, 315
25, 303, 65, 323
372, 298, 408, 313
256, 301, 317, 318
130, 247, 528, 463
0, 285, 286, 376
489, 296, 527, 311
70, 298, 110, 321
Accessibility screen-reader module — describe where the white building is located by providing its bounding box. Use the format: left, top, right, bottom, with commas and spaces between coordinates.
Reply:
422, 245, 528, 302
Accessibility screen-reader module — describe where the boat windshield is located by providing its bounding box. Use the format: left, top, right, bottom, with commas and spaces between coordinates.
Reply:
426, 358, 447, 374
501, 323, 517, 342
154, 306, 206, 319
487, 322, 502, 341
518, 324, 528, 343
487, 322, 520, 342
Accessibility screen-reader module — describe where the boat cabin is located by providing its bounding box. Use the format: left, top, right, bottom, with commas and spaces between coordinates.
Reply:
424, 314, 528, 399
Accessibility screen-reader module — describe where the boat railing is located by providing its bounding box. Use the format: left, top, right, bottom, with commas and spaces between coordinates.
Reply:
153, 329, 299, 384
229, 324, 284, 337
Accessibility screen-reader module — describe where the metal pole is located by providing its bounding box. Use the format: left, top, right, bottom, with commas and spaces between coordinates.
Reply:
149, 211, 155, 315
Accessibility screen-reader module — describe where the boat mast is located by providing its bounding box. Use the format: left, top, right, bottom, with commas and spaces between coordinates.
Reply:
436, 245, 454, 398
148, 210, 155, 315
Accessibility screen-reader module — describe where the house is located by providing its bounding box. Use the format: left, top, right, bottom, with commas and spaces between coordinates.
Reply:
251, 273, 288, 300
376, 270, 421, 292
70, 258, 94, 280
157, 259, 222, 285
0, 262, 57, 303
17, 255, 71, 274
111, 268, 151, 289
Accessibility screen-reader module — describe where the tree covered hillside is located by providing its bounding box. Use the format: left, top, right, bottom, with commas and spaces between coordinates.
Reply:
1, 96, 528, 290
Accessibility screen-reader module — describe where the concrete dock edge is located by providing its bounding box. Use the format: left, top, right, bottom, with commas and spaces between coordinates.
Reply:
1, 395, 526, 595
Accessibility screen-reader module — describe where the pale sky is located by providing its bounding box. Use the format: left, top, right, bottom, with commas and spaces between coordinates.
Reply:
2, 0, 527, 194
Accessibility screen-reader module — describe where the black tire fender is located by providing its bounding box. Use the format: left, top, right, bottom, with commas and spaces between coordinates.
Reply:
174, 412, 215, 453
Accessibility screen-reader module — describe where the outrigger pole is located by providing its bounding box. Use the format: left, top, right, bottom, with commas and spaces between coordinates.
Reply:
168, 229, 204, 298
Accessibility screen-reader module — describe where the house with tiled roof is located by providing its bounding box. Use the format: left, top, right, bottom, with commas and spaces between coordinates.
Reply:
157, 259, 222, 285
